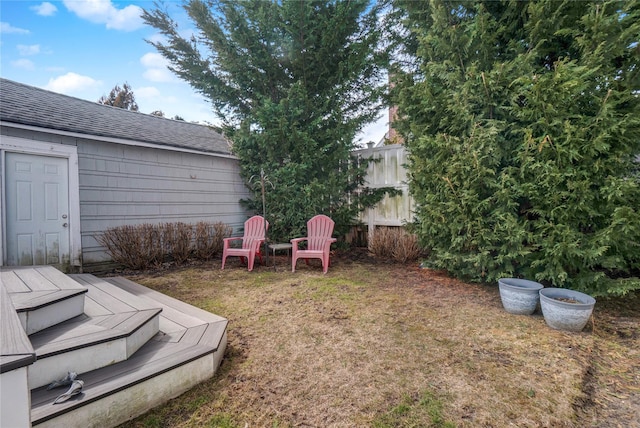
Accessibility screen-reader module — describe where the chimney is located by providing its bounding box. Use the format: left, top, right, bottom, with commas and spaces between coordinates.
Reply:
388, 74, 403, 145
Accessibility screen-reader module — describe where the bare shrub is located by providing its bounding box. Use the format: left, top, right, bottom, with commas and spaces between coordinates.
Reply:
97, 223, 163, 270
97, 225, 139, 269
141, 223, 163, 268
368, 226, 421, 262
163, 222, 193, 264
368, 226, 397, 258
194, 221, 232, 260
99, 221, 233, 269
392, 230, 421, 263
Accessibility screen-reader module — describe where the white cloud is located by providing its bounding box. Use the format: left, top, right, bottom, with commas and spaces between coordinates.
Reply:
45, 72, 102, 95
133, 83, 214, 124
11, 59, 35, 71
142, 68, 175, 83
30, 2, 58, 16
140, 52, 175, 83
18, 44, 41, 56
1, 22, 30, 34
62, 0, 143, 31
146, 33, 165, 45
140, 52, 167, 68
135, 86, 161, 98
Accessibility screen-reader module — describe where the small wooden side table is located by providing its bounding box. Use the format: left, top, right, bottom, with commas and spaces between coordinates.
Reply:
268, 243, 293, 270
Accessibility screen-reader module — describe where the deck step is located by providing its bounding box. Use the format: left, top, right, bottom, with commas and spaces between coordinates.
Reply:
1, 284, 36, 428
2, 266, 88, 335
28, 307, 161, 390
30, 274, 228, 428
30, 339, 222, 427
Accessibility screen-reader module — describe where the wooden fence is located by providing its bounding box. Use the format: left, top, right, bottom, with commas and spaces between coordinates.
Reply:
353, 143, 414, 232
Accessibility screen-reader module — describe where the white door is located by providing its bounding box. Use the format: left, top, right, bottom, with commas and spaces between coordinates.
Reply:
5, 152, 70, 266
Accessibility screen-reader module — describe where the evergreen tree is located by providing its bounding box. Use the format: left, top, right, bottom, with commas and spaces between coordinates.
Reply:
393, 0, 640, 296
142, 0, 391, 241
98, 82, 139, 111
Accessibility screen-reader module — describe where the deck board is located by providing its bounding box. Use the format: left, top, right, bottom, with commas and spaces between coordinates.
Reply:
0, 270, 31, 293
98, 310, 160, 333
151, 304, 205, 328
8, 290, 62, 306
179, 324, 208, 345
200, 321, 228, 349
94, 312, 138, 329
158, 317, 188, 335
0, 284, 36, 372
105, 277, 226, 323
77, 281, 138, 314
82, 297, 113, 317
11, 268, 59, 292
9, 289, 87, 311
34, 267, 85, 290
70, 274, 159, 311
153, 329, 186, 343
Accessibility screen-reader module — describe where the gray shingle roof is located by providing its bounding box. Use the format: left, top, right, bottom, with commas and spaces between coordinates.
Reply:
0, 78, 231, 156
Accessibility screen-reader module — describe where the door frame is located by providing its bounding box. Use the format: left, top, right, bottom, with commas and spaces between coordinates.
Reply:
0, 137, 82, 268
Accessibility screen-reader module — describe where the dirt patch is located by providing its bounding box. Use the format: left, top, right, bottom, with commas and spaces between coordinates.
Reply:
117, 249, 640, 428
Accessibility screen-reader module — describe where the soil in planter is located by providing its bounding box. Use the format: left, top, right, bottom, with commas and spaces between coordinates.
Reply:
553, 297, 581, 304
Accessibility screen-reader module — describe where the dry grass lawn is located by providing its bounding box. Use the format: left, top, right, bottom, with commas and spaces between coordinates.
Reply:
117, 251, 639, 428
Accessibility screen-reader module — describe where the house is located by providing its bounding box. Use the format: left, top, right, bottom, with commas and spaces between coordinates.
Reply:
0, 78, 251, 272
0, 79, 241, 427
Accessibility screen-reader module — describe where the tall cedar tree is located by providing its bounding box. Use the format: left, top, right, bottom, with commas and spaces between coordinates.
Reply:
98, 82, 139, 111
393, 0, 640, 296
142, 1, 390, 241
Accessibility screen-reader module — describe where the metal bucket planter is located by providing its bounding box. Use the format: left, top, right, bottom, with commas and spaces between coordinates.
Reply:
539, 288, 596, 332
498, 278, 544, 315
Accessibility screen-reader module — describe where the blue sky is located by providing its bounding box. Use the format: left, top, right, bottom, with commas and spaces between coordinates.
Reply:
0, 0, 386, 144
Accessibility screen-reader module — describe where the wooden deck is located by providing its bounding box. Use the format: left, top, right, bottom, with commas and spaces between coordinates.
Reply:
1, 267, 228, 428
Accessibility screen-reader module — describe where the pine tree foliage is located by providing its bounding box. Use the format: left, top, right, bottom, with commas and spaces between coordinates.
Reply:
98, 82, 139, 111
142, 0, 392, 241
393, 0, 640, 296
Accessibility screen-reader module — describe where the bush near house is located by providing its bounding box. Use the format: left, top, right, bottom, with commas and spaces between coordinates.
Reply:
98, 221, 232, 270
393, 0, 640, 296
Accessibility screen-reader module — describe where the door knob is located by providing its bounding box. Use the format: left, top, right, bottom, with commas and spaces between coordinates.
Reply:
63, 223, 68, 228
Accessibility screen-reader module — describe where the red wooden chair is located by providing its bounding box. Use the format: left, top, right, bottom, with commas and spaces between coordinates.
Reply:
291, 215, 337, 274
221, 215, 268, 271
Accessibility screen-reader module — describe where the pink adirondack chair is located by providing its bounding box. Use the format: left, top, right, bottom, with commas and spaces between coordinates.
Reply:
221, 215, 268, 271
291, 215, 337, 274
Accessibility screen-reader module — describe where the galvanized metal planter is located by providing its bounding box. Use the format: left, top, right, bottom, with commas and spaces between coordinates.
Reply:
498, 278, 544, 315
539, 288, 596, 332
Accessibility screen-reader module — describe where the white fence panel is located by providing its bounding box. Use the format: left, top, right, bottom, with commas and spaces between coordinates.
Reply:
353, 144, 414, 228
